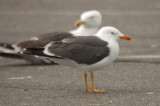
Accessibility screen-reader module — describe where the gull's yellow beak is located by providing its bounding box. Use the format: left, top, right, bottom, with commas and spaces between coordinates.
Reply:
75, 20, 85, 27
120, 35, 132, 40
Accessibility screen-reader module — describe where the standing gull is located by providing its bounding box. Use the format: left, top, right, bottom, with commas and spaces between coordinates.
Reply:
23, 26, 131, 92
0, 10, 102, 64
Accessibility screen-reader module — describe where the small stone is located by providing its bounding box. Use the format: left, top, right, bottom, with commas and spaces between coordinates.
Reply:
146, 92, 153, 94
38, 67, 45, 70
150, 44, 158, 48
108, 100, 113, 104
24, 89, 28, 91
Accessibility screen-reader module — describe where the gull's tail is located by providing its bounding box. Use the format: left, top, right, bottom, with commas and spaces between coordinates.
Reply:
0, 43, 23, 59
0, 43, 56, 64
22, 47, 60, 64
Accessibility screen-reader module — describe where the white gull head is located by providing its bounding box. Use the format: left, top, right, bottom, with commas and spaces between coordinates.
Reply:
80, 10, 102, 28
70, 10, 102, 36
95, 26, 131, 42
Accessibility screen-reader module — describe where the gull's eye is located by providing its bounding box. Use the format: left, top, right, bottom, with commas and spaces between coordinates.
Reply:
111, 32, 115, 35
90, 16, 94, 19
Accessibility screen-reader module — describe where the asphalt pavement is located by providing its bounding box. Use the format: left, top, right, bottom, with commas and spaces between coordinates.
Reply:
0, 0, 160, 106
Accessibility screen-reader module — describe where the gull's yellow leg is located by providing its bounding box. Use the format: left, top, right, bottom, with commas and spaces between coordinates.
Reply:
89, 72, 106, 93
84, 73, 89, 91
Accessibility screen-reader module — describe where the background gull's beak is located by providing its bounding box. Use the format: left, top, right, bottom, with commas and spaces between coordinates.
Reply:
120, 35, 132, 40
75, 20, 85, 27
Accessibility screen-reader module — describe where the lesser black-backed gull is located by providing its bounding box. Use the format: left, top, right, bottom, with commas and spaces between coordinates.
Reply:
23, 26, 131, 92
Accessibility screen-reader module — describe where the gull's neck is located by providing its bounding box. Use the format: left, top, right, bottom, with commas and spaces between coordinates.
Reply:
70, 25, 99, 36
95, 33, 120, 62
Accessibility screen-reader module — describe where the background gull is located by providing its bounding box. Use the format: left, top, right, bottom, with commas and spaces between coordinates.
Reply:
0, 10, 102, 64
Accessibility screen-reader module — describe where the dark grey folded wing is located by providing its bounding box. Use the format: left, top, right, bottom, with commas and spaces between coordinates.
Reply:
38, 32, 73, 41
17, 40, 52, 48
17, 32, 73, 49
46, 36, 110, 65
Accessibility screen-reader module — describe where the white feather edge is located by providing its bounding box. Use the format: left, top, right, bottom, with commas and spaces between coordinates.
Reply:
43, 42, 62, 58
0, 46, 17, 54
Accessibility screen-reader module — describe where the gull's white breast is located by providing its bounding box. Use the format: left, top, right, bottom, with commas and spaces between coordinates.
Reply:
83, 40, 120, 71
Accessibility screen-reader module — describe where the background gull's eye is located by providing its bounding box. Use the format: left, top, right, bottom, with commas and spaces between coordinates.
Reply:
90, 16, 94, 19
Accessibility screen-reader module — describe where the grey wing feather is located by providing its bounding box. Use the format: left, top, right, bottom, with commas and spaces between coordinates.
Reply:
46, 36, 109, 65
38, 32, 73, 41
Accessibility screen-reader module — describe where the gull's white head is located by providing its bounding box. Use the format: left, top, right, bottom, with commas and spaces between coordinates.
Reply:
75, 10, 102, 28
96, 26, 131, 41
